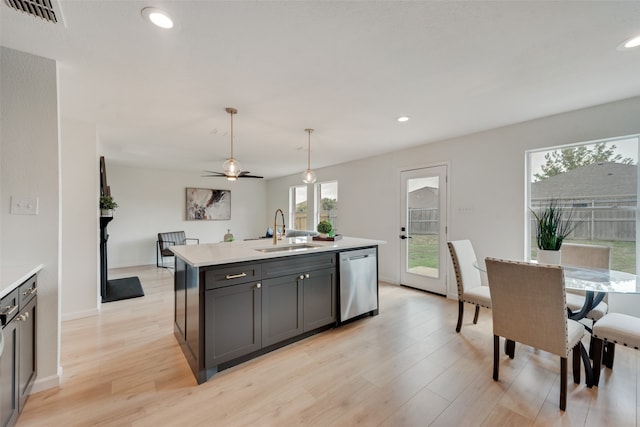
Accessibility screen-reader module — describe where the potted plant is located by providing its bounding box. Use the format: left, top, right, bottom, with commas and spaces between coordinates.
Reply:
531, 199, 580, 264
317, 220, 333, 238
100, 195, 118, 217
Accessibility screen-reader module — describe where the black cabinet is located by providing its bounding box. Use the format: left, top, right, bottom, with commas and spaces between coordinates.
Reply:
205, 280, 262, 367
175, 249, 367, 384
0, 274, 37, 427
302, 268, 337, 331
261, 274, 303, 347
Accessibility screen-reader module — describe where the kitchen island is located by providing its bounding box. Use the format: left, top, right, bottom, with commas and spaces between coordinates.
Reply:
171, 236, 382, 384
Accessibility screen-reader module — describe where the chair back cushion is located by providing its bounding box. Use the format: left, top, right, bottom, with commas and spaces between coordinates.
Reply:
561, 243, 610, 269
486, 258, 570, 356
158, 231, 186, 252
448, 240, 482, 298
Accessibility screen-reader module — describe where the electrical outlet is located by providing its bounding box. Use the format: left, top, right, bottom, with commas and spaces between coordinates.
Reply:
10, 196, 39, 215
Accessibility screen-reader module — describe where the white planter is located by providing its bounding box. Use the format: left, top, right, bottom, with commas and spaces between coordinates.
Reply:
537, 249, 561, 265
101, 209, 113, 217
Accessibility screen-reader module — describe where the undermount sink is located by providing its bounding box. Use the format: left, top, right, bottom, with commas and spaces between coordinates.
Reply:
255, 244, 321, 253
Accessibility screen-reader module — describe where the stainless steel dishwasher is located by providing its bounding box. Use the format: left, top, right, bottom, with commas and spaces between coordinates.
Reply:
339, 247, 378, 322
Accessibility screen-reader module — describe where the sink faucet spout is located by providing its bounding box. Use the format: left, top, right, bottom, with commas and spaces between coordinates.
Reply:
273, 208, 286, 245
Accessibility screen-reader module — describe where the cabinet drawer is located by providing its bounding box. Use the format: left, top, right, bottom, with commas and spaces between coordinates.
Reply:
0, 287, 20, 326
204, 263, 262, 290
262, 252, 336, 279
18, 275, 37, 308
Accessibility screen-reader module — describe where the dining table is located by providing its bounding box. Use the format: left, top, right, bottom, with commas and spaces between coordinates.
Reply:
474, 259, 640, 387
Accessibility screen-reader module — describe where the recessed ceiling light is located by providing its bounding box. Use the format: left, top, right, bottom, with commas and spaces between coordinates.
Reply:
141, 7, 174, 29
397, 116, 410, 123
617, 34, 640, 50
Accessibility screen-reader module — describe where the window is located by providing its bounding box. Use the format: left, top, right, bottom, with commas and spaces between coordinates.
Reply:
526, 135, 639, 273
290, 185, 308, 230
316, 181, 338, 232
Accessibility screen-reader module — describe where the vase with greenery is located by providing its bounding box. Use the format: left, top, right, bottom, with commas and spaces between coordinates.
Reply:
317, 220, 333, 238
531, 199, 580, 264
100, 195, 118, 216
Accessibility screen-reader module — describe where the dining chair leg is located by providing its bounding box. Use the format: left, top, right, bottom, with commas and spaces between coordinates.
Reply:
591, 337, 603, 386
572, 343, 581, 384
603, 342, 615, 369
473, 305, 480, 324
456, 301, 464, 333
493, 335, 500, 381
504, 339, 515, 359
560, 357, 567, 411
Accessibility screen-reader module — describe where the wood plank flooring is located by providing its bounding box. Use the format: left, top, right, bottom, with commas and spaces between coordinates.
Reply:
17, 265, 639, 426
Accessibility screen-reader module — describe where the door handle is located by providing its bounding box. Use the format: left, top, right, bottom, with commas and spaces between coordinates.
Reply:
399, 235, 412, 239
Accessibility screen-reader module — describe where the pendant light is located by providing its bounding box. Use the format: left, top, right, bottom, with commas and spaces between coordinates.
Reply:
302, 128, 317, 184
223, 107, 242, 181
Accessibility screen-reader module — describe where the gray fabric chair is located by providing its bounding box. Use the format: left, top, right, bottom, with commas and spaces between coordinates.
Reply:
591, 313, 640, 386
562, 243, 610, 321
485, 258, 586, 411
157, 231, 199, 268
447, 240, 492, 333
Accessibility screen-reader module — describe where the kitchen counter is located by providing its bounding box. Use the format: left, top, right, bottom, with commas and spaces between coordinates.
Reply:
170, 236, 385, 267
0, 264, 43, 299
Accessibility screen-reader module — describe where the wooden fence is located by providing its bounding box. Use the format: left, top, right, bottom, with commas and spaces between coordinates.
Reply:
410, 198, 637, 242
293, 210, 338, 231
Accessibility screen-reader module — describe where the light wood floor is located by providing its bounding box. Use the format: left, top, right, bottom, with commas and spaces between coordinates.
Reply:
17, 265, 639, 426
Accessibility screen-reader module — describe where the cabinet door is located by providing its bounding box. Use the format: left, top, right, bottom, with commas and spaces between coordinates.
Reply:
17, 297, 36, 412
205, 282, 261, 367
262, 275, 303, 347
0, 321, 18, 427
303, 268, 337, 331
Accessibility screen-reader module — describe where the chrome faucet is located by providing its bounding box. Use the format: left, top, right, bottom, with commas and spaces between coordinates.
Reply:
273, 208, 286, 245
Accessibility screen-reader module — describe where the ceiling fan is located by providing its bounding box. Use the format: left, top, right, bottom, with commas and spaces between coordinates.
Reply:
203, 107, 263, 181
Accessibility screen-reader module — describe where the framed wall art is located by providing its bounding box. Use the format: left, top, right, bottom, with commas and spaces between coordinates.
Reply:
186, 188, 231, 220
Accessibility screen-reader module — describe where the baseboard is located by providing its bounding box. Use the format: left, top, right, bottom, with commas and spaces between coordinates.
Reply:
31, 366, 62, 393
61, 307, 99, 322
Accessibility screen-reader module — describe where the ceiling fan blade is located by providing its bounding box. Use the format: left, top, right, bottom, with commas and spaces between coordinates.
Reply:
238, 171, 263, 179
203, 170, 263, 179
202, 171, 227, 177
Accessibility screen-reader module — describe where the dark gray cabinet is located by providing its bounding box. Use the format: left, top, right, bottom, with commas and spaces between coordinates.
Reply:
205, 280, 262, 366
175, 248, 371, 384
302, 268, 336, 331
261, 274, 303, 347
0, 274, 37, 427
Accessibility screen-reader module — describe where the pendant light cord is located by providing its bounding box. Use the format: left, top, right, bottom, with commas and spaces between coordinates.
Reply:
306, 128, 313, 169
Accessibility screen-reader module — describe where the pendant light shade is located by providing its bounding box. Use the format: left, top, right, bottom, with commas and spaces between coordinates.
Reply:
302, 128, 317, 184
223, 107, 242, 180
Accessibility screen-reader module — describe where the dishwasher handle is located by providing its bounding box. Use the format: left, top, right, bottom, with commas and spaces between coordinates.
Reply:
347, 254, 370, 261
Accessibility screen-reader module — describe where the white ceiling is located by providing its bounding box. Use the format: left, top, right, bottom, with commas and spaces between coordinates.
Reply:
2, 1, 640, 179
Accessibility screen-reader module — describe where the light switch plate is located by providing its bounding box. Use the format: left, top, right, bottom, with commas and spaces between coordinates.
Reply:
11, 196, 39, 215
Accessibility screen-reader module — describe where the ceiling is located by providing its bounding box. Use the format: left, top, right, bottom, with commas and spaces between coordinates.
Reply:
2, 1, 640, 179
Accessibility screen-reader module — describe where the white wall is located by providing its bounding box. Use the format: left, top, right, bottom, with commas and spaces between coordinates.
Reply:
60, 118, 99, 320
267, 96, 640, 300
0, 47, 61, 390
105, 163, 268, 268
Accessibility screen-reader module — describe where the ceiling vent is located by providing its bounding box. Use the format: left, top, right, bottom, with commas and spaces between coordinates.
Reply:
5, 0, 58, 23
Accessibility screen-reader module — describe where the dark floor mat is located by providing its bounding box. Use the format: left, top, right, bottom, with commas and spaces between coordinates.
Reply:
103, 276, 144, 303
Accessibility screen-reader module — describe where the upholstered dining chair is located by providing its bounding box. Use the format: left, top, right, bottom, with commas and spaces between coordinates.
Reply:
591, 313, 640, 386
485, 258, 586, 411
561, 243, 610, 321
157, 231, 199, 268
447, 240, 492, 333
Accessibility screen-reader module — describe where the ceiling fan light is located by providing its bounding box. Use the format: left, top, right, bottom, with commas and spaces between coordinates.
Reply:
302, 169, 317, 184
223, 157, 242, 177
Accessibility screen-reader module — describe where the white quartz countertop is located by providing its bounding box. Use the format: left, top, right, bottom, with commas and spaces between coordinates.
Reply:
0, 264, 44, 299
170, 236, 385, 267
